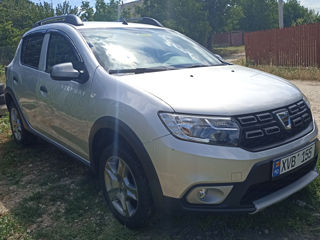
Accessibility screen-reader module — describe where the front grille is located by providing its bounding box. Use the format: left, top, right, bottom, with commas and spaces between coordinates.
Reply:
236, 100, 313, 151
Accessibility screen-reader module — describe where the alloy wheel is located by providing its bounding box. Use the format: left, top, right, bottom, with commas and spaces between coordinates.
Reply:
104, 156, 139, 217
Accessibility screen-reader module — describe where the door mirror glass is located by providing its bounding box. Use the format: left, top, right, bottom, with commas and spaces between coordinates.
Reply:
50, 62, 80, 81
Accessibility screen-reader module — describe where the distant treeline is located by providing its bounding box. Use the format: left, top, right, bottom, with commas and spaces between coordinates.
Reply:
0, 0, 319, 63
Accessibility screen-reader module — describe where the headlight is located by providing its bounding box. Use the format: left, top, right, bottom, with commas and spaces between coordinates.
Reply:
159, 113, 240, 146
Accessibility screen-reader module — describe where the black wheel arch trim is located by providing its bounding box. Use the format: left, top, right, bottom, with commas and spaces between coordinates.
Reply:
89, 116, 165, 209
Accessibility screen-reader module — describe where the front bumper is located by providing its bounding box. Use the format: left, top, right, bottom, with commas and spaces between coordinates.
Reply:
145, 120, 319, 212
170, 151, 318, 213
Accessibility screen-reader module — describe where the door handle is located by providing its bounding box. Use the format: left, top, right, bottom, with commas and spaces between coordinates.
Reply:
40, 85, 48, 93
13, 77, 19, 84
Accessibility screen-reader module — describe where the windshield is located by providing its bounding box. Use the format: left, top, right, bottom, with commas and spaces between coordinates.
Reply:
80, 28, 224, 74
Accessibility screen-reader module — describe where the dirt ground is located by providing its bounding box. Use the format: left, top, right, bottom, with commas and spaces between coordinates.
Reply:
291, 80, 320, 127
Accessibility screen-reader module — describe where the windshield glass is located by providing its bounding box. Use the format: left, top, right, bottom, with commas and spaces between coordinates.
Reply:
80, 28, 223, 74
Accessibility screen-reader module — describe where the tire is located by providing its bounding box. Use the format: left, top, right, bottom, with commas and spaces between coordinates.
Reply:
8, 103, 36, 145
99, 143, 153, 228
0, 83, 4, 95
0, 94, 5, 105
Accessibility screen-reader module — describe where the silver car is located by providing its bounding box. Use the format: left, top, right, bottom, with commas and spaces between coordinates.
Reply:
4, 15, 319, 228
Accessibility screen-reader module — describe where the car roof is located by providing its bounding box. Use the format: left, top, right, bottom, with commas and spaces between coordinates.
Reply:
77, 21, 164, 30
23, 21, 166, 38
23, 15, 166, 38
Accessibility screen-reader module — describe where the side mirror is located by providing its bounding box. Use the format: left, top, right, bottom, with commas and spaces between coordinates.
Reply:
50, 62, 80, 81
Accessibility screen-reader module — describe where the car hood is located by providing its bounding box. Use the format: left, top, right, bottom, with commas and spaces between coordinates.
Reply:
118, 65, 303, 115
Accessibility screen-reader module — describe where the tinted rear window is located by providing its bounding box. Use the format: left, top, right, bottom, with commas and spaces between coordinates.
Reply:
21, 34, 44, 69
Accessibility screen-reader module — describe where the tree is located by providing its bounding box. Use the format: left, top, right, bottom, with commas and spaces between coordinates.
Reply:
238, 0, 278, 32
80, 1, 94, 21
203, 0, 244, 48
0, 0, 54, 64
94, 0, 120, 21
284, 0, 319, 27
56, 0, 80, 16
204, 0, 240, 33
223, 1, 244, 32
138, 0, 211, 46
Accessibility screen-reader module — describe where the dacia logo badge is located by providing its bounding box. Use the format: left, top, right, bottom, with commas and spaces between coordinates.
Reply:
276, 111, 292, 130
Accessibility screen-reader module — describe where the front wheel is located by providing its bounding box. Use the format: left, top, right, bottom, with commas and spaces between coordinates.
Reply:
99, 143, 153, 228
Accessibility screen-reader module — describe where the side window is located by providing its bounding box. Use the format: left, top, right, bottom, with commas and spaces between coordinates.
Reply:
21, 34, 44, 69
46, 33, 80, 72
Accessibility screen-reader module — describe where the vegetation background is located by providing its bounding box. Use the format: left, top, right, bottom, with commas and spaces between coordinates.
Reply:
1, 1, 320, 239
0, 0, 319, 65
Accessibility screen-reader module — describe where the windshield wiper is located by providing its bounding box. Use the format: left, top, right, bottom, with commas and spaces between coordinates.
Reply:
175, 63, 229, 69
109, 66, 176, 75
185, 64, 212, 69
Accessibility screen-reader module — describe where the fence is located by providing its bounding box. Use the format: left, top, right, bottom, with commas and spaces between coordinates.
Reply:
244, 23, 320, 67
212, 31, 244, 47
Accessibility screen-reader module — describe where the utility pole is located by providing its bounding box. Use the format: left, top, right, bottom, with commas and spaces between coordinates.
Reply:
118, 3, 121, 20
278, 0, 284, 29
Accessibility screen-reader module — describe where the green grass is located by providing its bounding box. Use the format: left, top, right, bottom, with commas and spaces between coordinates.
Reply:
0, 65, 5, 84
1, 112, 320, 239
213, 45, 245, 58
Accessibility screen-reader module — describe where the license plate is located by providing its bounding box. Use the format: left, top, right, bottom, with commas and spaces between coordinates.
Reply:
272, 143, 316, 178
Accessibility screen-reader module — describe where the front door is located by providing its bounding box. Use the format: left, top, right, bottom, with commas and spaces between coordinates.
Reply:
37, 32, 91, 159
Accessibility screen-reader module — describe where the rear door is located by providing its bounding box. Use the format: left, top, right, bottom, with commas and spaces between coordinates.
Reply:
36, 31, 91, 159
13, 32, 45, 129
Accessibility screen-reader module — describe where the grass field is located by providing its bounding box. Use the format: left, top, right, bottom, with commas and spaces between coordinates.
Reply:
213, 46, 245, 58
233, 58, 320, 81
1, 112, 320, 239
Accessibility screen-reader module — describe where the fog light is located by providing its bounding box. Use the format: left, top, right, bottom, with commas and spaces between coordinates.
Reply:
186, 186, 233, 205
198, 188, 208, 200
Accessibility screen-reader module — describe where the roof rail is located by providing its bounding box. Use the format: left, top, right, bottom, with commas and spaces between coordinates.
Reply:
33, 14, 84, 28
127, 17, 163, 27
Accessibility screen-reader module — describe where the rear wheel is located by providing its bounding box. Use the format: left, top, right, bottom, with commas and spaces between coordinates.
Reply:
99, 143, 153, 228
8, 103, 36, 145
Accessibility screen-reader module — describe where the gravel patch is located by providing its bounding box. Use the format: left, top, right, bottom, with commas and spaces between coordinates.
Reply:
290, 80, 320, 128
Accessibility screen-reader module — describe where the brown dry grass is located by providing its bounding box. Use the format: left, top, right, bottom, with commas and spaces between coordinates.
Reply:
232, 58, 320, 81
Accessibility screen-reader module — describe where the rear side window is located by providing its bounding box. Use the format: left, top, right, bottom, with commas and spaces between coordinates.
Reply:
21, 34, 44, 69
46, 33, 79, 72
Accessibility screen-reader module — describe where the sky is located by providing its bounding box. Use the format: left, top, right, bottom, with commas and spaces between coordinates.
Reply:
300, 0, 320, 13
31, 0, 320, 13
